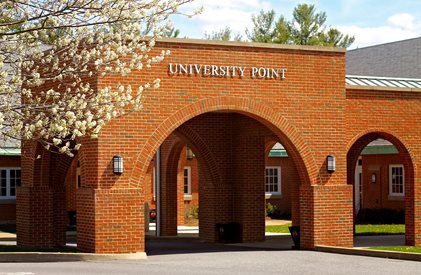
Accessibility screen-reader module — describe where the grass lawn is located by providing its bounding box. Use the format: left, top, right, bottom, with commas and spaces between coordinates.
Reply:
265, 224, 292, 233
369, 246, 421, 253
265, 224, 405, 235
355, 224, 404, 236
0, 244, 77, 253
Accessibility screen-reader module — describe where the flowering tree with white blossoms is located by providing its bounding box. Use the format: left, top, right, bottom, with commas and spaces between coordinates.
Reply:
0, 0, 193, 156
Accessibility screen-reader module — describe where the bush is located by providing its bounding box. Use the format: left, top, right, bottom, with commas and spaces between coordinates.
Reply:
266, 203, 291, 219
185, 205, 199, 220
357, 208, 404, 224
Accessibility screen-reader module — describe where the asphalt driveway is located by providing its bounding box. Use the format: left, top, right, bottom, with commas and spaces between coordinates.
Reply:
1, 237, 420, 275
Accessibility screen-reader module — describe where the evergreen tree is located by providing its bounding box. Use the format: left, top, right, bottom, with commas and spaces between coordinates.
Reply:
246, 4, 355, 48
204, 27, 242, 41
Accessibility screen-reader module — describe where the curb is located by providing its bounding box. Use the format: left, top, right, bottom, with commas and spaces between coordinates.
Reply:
316, 246, 421, 262
0, 252, 147, 262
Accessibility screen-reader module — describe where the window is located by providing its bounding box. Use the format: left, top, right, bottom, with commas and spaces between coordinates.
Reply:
265, 166, 281, 194
389, 165, 404, 196
0, 168, 21, 199
183, 167, 191, 196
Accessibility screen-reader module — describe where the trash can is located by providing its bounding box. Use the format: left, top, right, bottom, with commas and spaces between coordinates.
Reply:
288, 226, 300, 249
68, 211, 77, 227
216, 222, 242, 243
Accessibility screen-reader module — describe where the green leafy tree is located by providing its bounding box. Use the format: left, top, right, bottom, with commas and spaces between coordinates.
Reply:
204, 27, 242, 41
246, 10, 276, 43
246, 4, 354, 48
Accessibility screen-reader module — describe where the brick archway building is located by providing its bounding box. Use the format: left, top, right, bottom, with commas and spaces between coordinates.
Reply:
16, 39, 420, 254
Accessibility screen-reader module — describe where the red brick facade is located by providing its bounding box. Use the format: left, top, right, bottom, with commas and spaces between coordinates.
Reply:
14, 39, 420, 253
360, 154, 405, 210
0, 156, 20, 223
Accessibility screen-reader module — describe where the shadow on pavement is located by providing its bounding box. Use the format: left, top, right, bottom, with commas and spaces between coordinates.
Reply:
146, 235, 294, 256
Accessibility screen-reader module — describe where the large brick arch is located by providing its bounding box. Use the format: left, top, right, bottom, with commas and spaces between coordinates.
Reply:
128, 96, 317, 188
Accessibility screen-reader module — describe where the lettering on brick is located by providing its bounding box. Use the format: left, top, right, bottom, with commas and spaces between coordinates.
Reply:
168, 63, 287, 80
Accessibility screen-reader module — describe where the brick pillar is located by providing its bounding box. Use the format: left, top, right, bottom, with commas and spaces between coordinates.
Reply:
232, 135, 265, 242
17, 147, 67, 247
77, 188, 144, 253
159, 135, 182, 236
405, 159, 420, 246
300, 184, 353, 249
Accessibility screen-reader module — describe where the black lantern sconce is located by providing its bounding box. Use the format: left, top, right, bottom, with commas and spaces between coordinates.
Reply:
113, 155, 123, 174
327, 155, 336, 173
186, 147, 194, 160
371, 173, 376, 184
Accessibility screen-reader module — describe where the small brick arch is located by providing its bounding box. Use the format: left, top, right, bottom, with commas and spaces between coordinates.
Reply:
128, 96, 316, 188
346, 129, 417, 245
346, 130, 416, 186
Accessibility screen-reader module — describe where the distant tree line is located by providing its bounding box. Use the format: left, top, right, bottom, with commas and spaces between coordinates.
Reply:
165, 4, 355, 48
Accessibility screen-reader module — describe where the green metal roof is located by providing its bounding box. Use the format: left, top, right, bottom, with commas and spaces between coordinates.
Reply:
361, 145, 398, 155
269, 149, 288, 157
0, 147, 21, 156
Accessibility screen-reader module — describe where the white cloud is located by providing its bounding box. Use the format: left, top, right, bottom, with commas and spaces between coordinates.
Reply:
179, 0, 272, 37
338, 13, 421, 49
387, 13, 416, 30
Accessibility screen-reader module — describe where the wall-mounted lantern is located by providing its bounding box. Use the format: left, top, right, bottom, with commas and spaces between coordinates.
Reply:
113, 155, 123, 174
186, 147, 194, 160
327, 155, 336, 173
371, 173, 376, 184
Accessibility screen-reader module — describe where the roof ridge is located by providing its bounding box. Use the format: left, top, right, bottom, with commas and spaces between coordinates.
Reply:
347, 36, 421, 51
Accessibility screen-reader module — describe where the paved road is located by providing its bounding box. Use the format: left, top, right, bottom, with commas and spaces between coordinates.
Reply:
1, 238, 420, 275
1, 250, 421, 275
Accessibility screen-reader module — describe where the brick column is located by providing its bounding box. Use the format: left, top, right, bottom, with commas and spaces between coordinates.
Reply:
77, 188, 144, 253
17, 147, 67, 247
159, 135, 182, 236
232, 135, 266, 242
300, 184, 353, 249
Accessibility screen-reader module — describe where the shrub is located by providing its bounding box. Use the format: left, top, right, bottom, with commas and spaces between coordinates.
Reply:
185, 205, 199, 220
265, 202, 291, 219
357, 208, 404, 224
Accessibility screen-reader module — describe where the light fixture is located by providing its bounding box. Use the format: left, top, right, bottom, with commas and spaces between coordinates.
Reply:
113, 155, 123, 174
186, 147, 194, 160
372, 173, 376, 184
327, 155, 336, 172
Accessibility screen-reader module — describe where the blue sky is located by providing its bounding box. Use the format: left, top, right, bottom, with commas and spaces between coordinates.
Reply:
171, 0, 421, 48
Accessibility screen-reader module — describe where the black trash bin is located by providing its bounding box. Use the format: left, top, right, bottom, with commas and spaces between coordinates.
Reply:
68, 211, 77, 227
216, 222, 242, 243
288, 226, 300, 249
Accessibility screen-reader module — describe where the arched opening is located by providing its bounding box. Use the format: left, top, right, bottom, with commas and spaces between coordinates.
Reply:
347, 132, 415, 247
136, 110, 311, 253
264, 140, 300, 229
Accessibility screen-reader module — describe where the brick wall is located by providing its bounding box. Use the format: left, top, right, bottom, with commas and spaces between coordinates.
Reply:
361, 154, 405, 210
